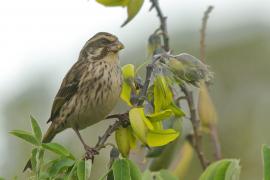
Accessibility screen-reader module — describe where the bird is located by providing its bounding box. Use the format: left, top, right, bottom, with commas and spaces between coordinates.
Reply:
23, 32, 124, 171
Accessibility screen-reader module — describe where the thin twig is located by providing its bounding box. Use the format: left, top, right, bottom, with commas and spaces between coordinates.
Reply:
199, 6, 222, 160
150, 0, 170, 51
137, 0, 171, 106
136, 54, 164, 106
210, 126, 222, 160
95, 121, 122, 151
92, 113, 129, 155
136, 0, 171, 107
137, 64, 154, 106
200, 6, 214, 63
181, 85, 209, 169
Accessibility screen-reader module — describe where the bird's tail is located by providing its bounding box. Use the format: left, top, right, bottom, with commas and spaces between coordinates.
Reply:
23, 124, 58, 172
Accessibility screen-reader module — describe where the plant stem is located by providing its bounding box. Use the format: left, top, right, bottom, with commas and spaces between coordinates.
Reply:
200, 5, 222, 160
200, 6, 214, 63
181, 85, 209, 170
150, 0, 170, 51
92, 113, 129, 154
95, 121, 122, 151
150, 0, 210, 170
210, 126, 222, 160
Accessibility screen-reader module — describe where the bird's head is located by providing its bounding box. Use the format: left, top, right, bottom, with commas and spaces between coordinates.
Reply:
80, 32, 124, 61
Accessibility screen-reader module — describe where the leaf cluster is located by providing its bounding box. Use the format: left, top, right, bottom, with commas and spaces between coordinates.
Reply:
99, 158, 178, 180
10, 116, 92, 180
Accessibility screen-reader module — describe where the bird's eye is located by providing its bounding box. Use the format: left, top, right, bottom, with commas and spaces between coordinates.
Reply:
98, 38, 111, 45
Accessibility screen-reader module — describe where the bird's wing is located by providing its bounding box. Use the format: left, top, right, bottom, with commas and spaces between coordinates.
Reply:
47, 60, 87, 123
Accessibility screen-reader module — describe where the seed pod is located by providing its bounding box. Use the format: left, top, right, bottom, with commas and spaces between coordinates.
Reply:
165, 53, 213, 86
115, 127, 131, 157
198, 82, 217, 132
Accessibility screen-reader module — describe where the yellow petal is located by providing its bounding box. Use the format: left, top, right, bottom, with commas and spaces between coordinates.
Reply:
146, 129, 179, 147
129, 108, 149, 144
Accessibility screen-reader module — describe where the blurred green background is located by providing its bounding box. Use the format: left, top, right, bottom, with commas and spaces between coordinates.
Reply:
1, 0, 270, 179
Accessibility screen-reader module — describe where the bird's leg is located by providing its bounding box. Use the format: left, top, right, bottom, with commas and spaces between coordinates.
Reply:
73, 128, 98, 160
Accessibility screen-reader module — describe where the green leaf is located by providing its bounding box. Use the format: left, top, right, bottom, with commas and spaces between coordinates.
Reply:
10, 130, 39, 146
39, 172, 50, 179
42, 143, 75, 159
96, 0, 144, 27
199, 160, 218, 180
77, 159, 92, 180
38, 147, 44, 159
148, 33, 162, 57
0, 177, 5, 180
199, 159, 241, 180
214, 161, 231, 179
107, 170, 114, 180
121, 82, 133, 106
31, 148, 38, 172
147, 109, 173, 122
97, 168, 112, 180
154, 78, 163, 113
146, 129, 179, 147
67, 160, 78, 180
127, 159, 142, 180
154, 75, 173, 112
30, 115, 42, 143
122, 0, 144, 27
159, 170, 178, 180
96, 0, 128, 6
112, 159, 131, 180
142, 170, 152, 180
146, 147, 163, 158
48, 158, 75, 177
31, 148, 44, 177
121, 64, 136, 106
224, 160, 241, 180
167, 103, 185, 117
263, 144, 270, 180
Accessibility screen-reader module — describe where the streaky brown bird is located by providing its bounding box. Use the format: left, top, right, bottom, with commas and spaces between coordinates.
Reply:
23, 32, 124, 171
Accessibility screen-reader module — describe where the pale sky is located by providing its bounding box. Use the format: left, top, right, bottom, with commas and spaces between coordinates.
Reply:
0, 0, 270, 173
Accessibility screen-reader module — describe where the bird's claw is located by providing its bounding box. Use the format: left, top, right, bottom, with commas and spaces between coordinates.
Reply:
84, 146, 99, 160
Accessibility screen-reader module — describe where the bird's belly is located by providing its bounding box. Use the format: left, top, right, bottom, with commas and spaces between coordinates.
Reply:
69, 86, 121, 130
73, 108, 107, 130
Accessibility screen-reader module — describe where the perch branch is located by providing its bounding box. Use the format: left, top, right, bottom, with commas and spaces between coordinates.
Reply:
94, 121, 122, 151
84, 112, 129, 160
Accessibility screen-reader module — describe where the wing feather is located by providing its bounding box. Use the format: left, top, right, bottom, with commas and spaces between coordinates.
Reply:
47, 60, 87, 123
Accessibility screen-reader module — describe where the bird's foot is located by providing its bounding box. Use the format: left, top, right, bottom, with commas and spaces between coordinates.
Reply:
84, 145, 99, 160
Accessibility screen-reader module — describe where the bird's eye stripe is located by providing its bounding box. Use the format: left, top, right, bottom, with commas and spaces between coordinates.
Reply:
90, 38, 115, 46
98, 38, 112, 44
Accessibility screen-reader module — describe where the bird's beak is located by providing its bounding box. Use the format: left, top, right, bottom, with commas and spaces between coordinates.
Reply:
117, 41, 124, 50
109, 40, 124, 52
